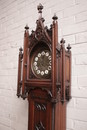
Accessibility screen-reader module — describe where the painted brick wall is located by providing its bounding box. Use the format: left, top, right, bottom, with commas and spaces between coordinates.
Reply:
0, 0, 87, 130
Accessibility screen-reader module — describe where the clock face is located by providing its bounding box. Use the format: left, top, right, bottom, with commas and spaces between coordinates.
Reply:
32, 50, 51, 78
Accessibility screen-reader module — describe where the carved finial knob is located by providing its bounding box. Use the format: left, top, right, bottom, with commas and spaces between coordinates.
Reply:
19, 47, 23, 52
52, 13, 58, 21
67, 44, 71, 51
37, 3, 44, 20
60, 38, 65, 44
31, 30, 34, 33
19, 47, 23, 58
50, 24, 52, 30
25, 24, 29, 30
37, 3, 43, 13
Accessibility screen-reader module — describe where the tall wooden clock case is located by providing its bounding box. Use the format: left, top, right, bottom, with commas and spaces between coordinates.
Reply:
17, 4, 71, 130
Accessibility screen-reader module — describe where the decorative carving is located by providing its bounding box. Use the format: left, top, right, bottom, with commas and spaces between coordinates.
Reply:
28, 15, 52, 50
29, 69, 36, 79
37, 3, 43, 14
37, 3, 45, 22
52, 13, 58, 21
60, 38, 65, 44
25, 24, 29, 30
35, 103, 46, 111
35, 25, 44, 41
19, 47, 23, 60
24, 24, 29, 37
17, 82, 22, 98
36, 103, 41, 110
65, 86, 71, 101
60, 38, 65, 53
56, 44, 60, 58
67, 44, 71, 52
35, 122, 45, 130
21, 86, 28, 100
28, 87, 52, 101
41, 104, 46, 111
17, 47, 23, 98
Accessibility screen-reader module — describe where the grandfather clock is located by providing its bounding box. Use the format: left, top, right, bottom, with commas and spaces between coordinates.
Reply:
17, 4, 71, 130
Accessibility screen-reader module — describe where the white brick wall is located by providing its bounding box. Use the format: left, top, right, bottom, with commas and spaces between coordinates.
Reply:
0, 0, 87, 130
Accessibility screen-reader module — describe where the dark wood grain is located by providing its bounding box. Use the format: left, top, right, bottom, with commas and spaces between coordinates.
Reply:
17, 4, 71, 130
22, 25, 29, 96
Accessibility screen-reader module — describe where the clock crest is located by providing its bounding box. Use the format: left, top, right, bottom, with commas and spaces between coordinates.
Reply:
17, 4, 71, 130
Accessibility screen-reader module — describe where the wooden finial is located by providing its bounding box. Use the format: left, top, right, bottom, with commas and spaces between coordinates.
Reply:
50, 24, 52, 30
67, 44, 71, 51
25, 24, 29, 30
60, 38, 65, 44
37, 3, 43, 13
19, 47, 23, 59
37, 3, 44, 21
19, 47, 23, 52
52, 13, 58, 21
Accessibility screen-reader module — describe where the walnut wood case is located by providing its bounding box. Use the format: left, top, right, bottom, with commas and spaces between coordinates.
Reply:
17, 4, 71, 130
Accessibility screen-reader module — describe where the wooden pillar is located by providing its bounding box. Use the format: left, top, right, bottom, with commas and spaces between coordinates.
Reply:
52, 14, 58, 98
22, 25, 29, 98
17, 47, 23, 97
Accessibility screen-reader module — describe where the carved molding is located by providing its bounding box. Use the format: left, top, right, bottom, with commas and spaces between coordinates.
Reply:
35, 122, 45, 130
27, 87, 52, 101
65, 86, 71, 101
35, 102, 46, 111
29, 19, 52, 51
